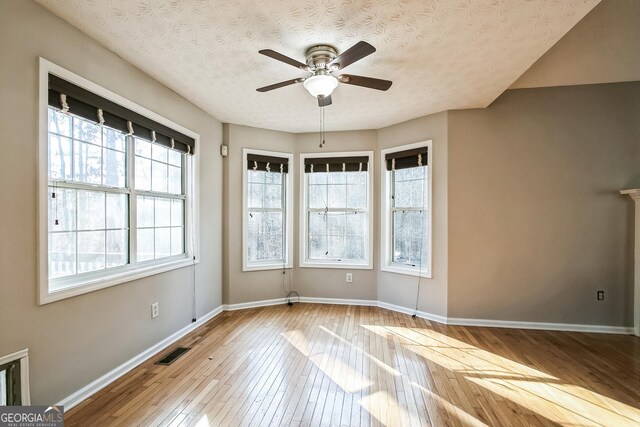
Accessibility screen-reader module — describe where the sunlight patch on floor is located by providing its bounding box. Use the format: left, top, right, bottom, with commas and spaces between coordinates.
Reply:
365, 324, 640, 427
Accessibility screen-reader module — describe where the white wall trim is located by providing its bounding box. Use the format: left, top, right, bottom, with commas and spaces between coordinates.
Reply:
223, 298, 287, 311
58, 305, 223, 410
377, 300, 448, 324
299, 297, 377, 306
447, 317, 635, 335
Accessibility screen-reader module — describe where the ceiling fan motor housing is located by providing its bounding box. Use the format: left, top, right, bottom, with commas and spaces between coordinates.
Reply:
305, 45, 338, 70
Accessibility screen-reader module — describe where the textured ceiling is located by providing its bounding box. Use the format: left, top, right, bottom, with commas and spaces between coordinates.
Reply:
36, 0, 599, 133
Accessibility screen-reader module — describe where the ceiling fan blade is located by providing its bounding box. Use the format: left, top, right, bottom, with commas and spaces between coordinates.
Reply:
338, 74, 392, 91
328, 41, 376, 70
317, 94, 332, 107
256, 78, 303, 92
259, 49, 308, 70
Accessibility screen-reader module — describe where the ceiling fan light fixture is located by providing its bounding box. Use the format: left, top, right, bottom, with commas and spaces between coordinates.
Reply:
303, 74, 338, 97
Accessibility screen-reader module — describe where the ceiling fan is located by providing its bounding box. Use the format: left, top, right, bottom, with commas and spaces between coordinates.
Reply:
256, 41, 392, 107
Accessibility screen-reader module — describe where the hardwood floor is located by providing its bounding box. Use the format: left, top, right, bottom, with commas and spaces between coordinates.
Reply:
65, 304, 640, 426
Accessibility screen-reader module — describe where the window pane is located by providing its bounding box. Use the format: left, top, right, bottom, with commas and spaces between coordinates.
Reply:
171, 199, 184, 227
155, 198, 171, 227
328, 172, 346, 184
152, 161, 168, 193
248, 183, 263, 208
49, 232, 76, 278
106, 230, 128, 268
264, 184, 282, 209
247, 170, 265, 184
327, 213, 345, 236
309, 235, 327, 258
73, 141, 102, 184
155, 228, 171, 259
152, 143, 168, 162
73, 117, 101, 145
137, 228, 154, 262
103, 127, 126, 152
48, 134, 72, 180
106, 193, 127, 229
346, 184, 366, 209
137, 196, 154, 228
308, 212, 326, 236
308, 172, 327, 185
247, 211, 283, 262
346, 212, 364, 236
135, 138, 151, 158
168, 150, 182, 167
168, 165, 181, 194
135, 157, 151, 191
49, 187, 76, 231
103, 148, 126, 187
48, 108, 71, 136
77, 231, 105, 273
308, 184, 326, 209
346, 236, 364, 260
77, 191, 105, 230
327, 184, 346, 208
265, 172, 282, 184
393, 210, 428, 266
328, 236, 345, 259
171, 227, 184, 255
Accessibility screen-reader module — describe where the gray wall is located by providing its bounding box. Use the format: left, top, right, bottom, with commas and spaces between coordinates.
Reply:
447, 82, 640, 325
376, 112, 449, 317
0, 1, 222, 404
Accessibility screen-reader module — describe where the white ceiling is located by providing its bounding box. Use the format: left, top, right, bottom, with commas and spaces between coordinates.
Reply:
36, 0, 599, 133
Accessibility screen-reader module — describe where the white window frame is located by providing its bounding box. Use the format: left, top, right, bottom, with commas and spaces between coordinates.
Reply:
38, 58, 200, 305
0, 349, 30, 405
381, 141, 432, 278
242, 148, 294, 271
299, 151, 374, 270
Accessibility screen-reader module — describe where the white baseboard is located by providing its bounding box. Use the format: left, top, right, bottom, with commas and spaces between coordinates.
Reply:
299, 296, 377, 306
223, 298, 286, 311
58, 305, 224, 411
447, 317, 635, 335
376, 301, 449, 324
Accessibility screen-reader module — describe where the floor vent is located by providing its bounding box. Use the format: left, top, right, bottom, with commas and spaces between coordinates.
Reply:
155, 347, 191, 366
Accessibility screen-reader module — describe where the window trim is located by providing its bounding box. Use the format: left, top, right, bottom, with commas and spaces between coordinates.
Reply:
38, 58, 200, 305
380, 141, 433, 278
299, 151, 374, 270
242, 148, 294, 272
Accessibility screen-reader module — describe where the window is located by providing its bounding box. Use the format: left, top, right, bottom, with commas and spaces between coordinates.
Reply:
300, 152, 373, 269
39, 60, 198, 304
381, 141, 432, 277
243, 150, 293, 271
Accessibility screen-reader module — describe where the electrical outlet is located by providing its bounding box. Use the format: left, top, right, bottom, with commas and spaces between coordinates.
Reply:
151, 302, 159, 318
346, 273, 353, 283
597, 291, 604, 301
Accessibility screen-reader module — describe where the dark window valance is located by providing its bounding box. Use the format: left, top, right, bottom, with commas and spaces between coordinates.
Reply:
48, 74, 195, 155
385, 147, 428, 171
247, 153, 289, 173
304, 156, 369, 173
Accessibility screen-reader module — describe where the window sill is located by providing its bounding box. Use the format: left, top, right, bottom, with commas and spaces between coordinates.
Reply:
39, 256, 196, 305
243, 263, 292, 272
381, 265, 431, 278
300, 261, 373, 270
